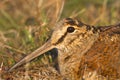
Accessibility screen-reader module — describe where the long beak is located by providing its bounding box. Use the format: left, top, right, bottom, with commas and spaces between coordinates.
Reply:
8, 40, 55, 72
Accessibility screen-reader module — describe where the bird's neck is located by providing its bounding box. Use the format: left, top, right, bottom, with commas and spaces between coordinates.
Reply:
57, 33, 99, 79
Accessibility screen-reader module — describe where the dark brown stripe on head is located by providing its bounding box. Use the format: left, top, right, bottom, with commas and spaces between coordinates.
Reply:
54, 32, 68, 45
77, 20, 84, 27
64, 18, 76, 25
92, 26, 99, 33
86, 25, 92, 31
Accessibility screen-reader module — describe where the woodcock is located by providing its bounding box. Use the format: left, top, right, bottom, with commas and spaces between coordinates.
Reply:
8, 18, 120, 80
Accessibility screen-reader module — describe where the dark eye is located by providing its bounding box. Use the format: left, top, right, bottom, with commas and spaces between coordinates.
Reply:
67, 27, 75, 33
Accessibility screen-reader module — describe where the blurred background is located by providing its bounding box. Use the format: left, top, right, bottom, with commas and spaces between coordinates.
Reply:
0, 0, 119, 72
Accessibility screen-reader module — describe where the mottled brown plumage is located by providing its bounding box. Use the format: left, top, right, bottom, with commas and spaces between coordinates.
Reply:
8, 18, 120, 80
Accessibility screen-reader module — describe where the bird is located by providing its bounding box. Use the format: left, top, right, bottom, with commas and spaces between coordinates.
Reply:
8, 18, 120, 80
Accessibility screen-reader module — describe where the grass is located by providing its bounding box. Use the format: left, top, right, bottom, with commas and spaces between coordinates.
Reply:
0, 0, 119, 79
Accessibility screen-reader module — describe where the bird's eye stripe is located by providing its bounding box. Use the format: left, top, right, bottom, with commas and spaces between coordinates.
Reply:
54, 32, 68, 45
